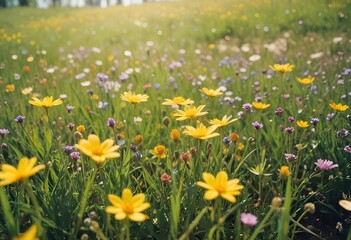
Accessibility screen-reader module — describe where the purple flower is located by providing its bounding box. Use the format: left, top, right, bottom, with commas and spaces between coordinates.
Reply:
67, 123, 75, 131
337, 129, 349, 138
240, 213, 258, 227
315, 159, 338, 171
326, 113, 335, 121
107, 118, 116, 128
69, 151, 80, 161
0, 129, 10, 136
223, 137, 231, 146
15, 115, 25, 124
275, 107, 284, 117
284, 153, 297, 162
310, 118, 319, 126
252, 121, 263, 130
66, 105, 75, 113
96, 73, 109, 82
63, 145, 75, 155
284, 127, 295, 134
243, 103, 253, 112
344, 145, 351, 153
98, 101, 108, 109
288, 116, 295, 123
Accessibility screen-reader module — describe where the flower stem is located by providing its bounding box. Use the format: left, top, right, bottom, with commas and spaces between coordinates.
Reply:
71, 166, 99, 239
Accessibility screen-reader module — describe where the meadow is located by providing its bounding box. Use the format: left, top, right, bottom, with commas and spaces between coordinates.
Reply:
0, 0, 351, 239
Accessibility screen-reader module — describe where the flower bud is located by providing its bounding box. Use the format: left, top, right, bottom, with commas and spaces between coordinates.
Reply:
163, 116, 170, 127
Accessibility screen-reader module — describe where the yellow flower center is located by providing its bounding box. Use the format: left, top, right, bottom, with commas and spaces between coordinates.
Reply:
91, 146, 103, 156
173, 97, 185, 104
216, 182, 227, 193
185, 108, 197, 118
155, 146, 165, 155
122, 203, 134, 214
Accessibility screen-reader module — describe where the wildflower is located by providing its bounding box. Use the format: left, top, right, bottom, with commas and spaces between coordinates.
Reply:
196, 171, 244, 203
170, 129, 180, 142
329, 101, 349, 112
75, 134, 120, 164
69, 151, 80, 161
0, 129, 10, 136
209, 115, 238, 127
288, 116, 295, 123
181, 152, 190, 163
284, 153, 297, 162
135, 134, 143, 143
66, 105, 75, 113
5, 84, 15, 92
304, 203, 316, 214
67, 123, 75, 131
173, 105, 208, 121
240, 213, 258, 227
271, 197, 282, 209
199, 87, 223, 97
275, 107, 284, 117
160, 173, 172, 184
29, 96, 63, 109
107, 118, 116, 128
339, 200, 351, 212
344, 145, 351, 153
105, 188, 150, 222
297, 120, 309, 128
252, 121, 263, 130
223, 137, 231, 146
314, 159, 338, 171
183, 122, 219, 140
149, 145, 166, 158
284, 127, 295, 134
242, 103, 253, 112
0, 157, 45, 186
252, 101, 270, 110
337, 128, 349, 138
21, 87, 33, 95
15, 115, 25, 124
269, 63, 295, 73
297, 75, 315, 85
237, 143, 245, 151
76, 125, 86, 133
229, 133, 239, 143
120, 91, 149, 104
13, 224, 38, 240
162, 96, 194, 106
326, 113, 335, 121
311, 118, 319, 126
63, 145, 75, 155
279, 166, 291, 179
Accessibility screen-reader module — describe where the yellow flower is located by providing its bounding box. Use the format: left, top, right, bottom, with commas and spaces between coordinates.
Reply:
252, 101, 270, 110
183, 122, 219, 140
76, 125, 86, 133
296, 120, 309, 128
173, 105, 208, 121
13, 224, 38, 240
149, 145, 166, 158
28, 96, 63, 109
199, 87, 223, 97
120, 91, 149, 104
106, 188, 150, 222
5, 84, 15, 92
92, 94, 99, 100
75, 134, 120, 164
162, 96, 194, 106
209, 115, 238, 127
269, 63, 295, 73
297, 75, 315, 85
21, 87, 33, 95
196, 171, 244, 203
237, 143, 245, 151
135, 134, 143, 143
279, 166, 291, 179
329, 101, 349, 112
170, 129, 180, 142
0, 157, 45, 186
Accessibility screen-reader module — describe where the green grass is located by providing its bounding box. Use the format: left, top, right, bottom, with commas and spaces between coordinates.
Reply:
0, 0, 351, 239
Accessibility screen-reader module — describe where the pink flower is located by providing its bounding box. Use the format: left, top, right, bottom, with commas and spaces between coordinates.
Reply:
240, 213, 258, 227
314, 159, 338, 171
160, 173, 172, 184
